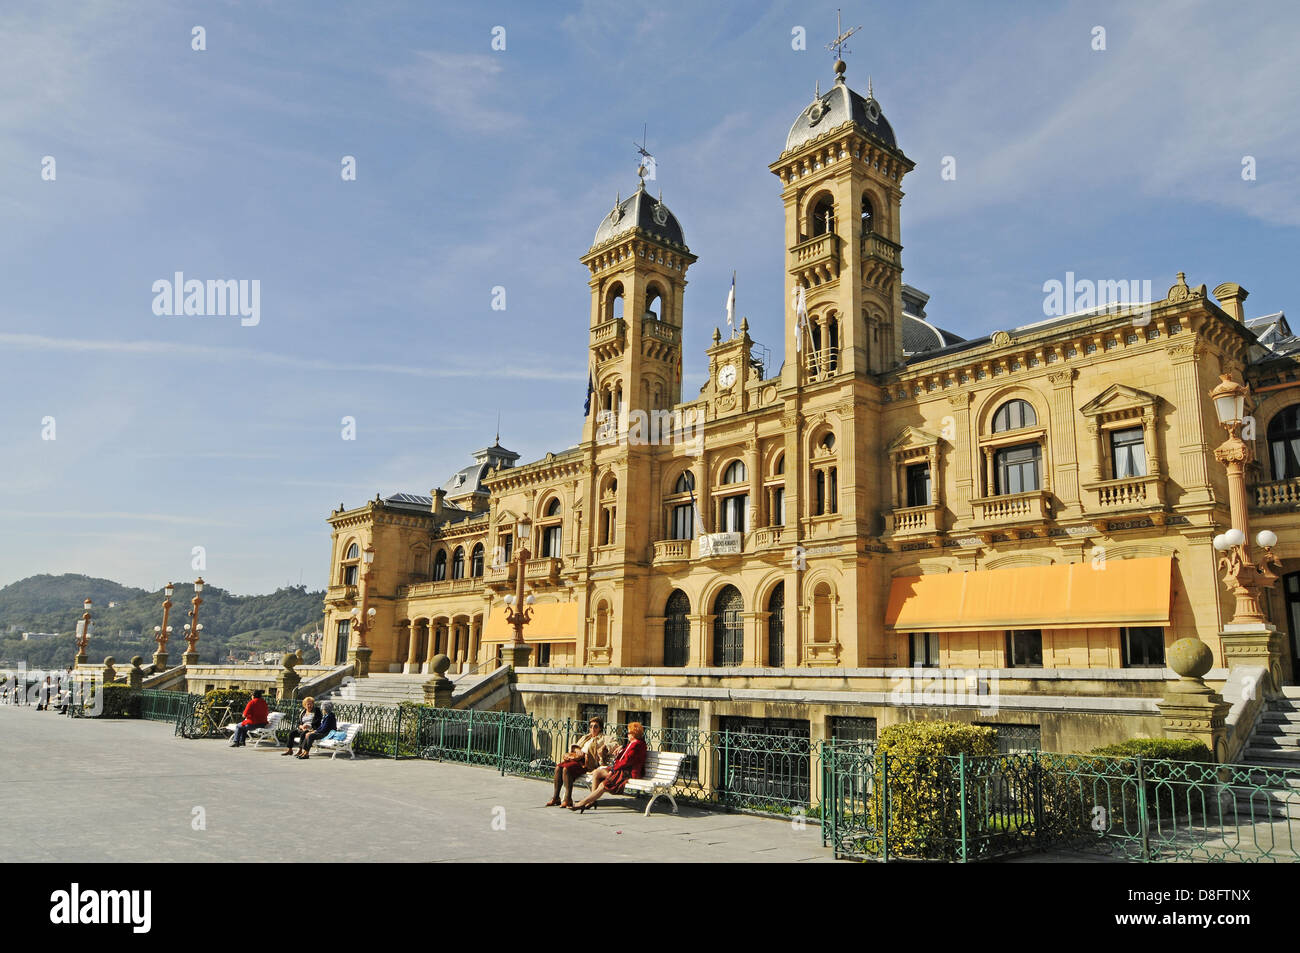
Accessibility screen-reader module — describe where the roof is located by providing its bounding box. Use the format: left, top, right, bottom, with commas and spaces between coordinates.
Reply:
444, 441, 520, 498
1246, 311, 1300, 362
785, 70, 896, 154
591, 183, 687, 251
902, 314, 966, 357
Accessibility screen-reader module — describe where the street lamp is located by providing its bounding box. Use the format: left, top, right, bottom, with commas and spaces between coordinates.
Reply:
75, 599, 92, 665
153, 582, 175, 668
499, 517, 535, 667
1209, 374, 1281, 627
183, 578, 205, 664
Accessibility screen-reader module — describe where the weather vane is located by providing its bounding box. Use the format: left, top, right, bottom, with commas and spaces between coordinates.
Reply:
634, 123, 655, 184
825, 8, 862, 61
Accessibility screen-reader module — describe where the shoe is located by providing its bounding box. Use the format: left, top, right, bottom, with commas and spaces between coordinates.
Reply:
545, 798, 561, 807
281, 749, 294, 756
297, 752, 309, 759
228, 742, 239, 748
561, 800, 574, 809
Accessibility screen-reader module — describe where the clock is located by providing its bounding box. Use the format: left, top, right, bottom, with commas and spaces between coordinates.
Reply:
717, 363, 737, 389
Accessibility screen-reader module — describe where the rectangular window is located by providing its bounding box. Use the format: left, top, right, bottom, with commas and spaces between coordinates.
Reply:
1111, 427, 1147, 479
664, 708, 700, 782
1005, 629, 1043, 667
1121, 626, 1165, 667
535, 643, 551, 667
498, 534, 512, 566
670, 503, 695, 540
829, 467, 838, 514
721, 494, 748, 532
543, 524, 563, 558
334, 619, 351, 665
830, 716, 877, 745
771, 487, 785, 526
994, 444, 1041, 495
619, 710, 651, 741
343, 564, 358, 586
905, 462, 931, 507
909, 632, 939, 667
580, 703, 609, 728
975, 722, 1042, 754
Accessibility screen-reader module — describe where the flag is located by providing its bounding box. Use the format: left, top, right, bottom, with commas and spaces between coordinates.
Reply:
583, 355, 595, 416
725, 272, 736, 335
687, 481, 706, 538
794, 284, 808, 353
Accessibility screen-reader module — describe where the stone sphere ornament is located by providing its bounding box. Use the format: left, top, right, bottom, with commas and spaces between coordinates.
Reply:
1168, 638, 1213, 680
431, 654, 451, 677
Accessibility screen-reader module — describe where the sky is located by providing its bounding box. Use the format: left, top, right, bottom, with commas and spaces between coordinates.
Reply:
1, 0, 1297, 596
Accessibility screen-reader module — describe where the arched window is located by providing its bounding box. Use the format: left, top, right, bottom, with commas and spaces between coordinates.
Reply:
861, 195, 874, 235
451, 546, 465, 580
540, 498, 563, 557
599, 474, 617, 546
605, 281, 625, 322
719, 461, 748, 532
767, 454, 786, 527
767, 583, 785, 666
664, 590, 690, 667
811, 195, 835, 237
713, 586, 744, 666
812, 433, 838, 516
341, 542, 360, 586
674, 470, 695, 493
812, 583, 833, 643
645, 284, 664, 322
470, 543, 484, 577
1268, 404, 1300, 481
433, 549, 447, 582
992, 399, 1037, 433
722, 460, 747, 484
774, 454, 785, 475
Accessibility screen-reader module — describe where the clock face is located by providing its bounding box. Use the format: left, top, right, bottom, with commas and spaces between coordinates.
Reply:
718, 363, 737, 389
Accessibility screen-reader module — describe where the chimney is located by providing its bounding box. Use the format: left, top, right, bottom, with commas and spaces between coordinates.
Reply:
431, 488, 446, 517
1213, 282, 1249, 322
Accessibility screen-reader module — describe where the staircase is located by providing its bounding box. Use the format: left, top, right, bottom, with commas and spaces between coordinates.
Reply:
317, 668, 511, 709
1231, 688, 1300, 820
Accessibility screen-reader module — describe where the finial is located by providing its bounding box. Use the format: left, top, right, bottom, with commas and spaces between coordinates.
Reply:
868, 75, 874, 99
713, 327, 722, 345
658, 189, 663, 203
740, 317, 749, 334
815, 79, 820, 98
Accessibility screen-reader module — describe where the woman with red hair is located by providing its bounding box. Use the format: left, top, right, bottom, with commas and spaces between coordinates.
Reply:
571, 722, 646, 812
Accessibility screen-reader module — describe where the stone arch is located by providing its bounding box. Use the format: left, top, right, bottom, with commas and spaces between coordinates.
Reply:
983, 552, 1055, 570
976, 385, 1048, 436
604, 280, 625, 322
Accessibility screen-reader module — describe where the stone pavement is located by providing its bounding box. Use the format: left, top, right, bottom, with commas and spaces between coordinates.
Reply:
0, 707, 834, 863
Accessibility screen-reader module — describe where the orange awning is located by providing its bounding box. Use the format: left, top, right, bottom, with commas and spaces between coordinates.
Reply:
884, 556, 1172, 632
483, 600, 580, 642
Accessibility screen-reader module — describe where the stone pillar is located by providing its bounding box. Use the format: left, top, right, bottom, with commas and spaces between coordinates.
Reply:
347, 645, 371, 678
1167, 340, 1213, 504
947, 393, 973, 513
152, 649, 169, 671
276, 654, 302, 702
1219, 624, 1287, 698
499, 641, 533, 669
742, 611, 763, 667
1047, 369, 1079, 504
126, 656, 145, 691
101, 656, 117, 685
1157, 638, 1230, 762
422, 654, 455, 708
405, 623, 420, 673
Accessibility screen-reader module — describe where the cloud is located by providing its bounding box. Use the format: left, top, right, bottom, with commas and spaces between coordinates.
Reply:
385, 51, 524, 133
0, 333, 584, 382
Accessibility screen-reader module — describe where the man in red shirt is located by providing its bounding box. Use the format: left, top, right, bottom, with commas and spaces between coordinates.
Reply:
229, 689, 269, 747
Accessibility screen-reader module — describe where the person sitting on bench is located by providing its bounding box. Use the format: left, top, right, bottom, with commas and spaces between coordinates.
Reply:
295, 701, 338, 759
283, 696, 320, 756
546, 717, 608, 808
229, 689, 269, 747
571, 722, 646, 812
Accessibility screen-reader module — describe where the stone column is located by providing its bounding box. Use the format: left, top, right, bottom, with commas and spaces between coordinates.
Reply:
742, 611, 763, 667
947, 393, 973, 513
1167, 340, 1213, 504
276, 654, 301, 702
422, 655, 455, 708
1047, 369, 1079, 504
690, 614, 711, 668
1158, 638, 1229, 762
405, 623, 420, 673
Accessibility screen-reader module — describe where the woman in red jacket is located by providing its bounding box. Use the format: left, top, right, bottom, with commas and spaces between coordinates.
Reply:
571, 722, 646, 812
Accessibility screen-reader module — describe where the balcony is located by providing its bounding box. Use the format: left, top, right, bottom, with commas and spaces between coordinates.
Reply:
803, 347, 840, 383
748, 526, 787, 552
862, 232, 902, 291
789, 233, 840, 286
641, 317, 680, 356
1079, 471, 1167, 515
653, 538, 692, 563
1253, 476, 1300, 511
591, 318, 626, 360
970, 490, 1051, 529
397, 578, 481, 598
325, 585, 358, 606
525, 557, 561, 585
886, 504, 942, 538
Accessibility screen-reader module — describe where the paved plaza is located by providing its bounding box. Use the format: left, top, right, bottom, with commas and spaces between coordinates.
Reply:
0, 707, 834, 863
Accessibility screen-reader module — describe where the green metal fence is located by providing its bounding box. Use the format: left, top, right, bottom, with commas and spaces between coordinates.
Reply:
822, 745, 1300, 863
139, 690, 195, 724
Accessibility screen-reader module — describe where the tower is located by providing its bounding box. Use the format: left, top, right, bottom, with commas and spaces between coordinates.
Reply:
770, 60, 915, 384
580, 182, 696, 445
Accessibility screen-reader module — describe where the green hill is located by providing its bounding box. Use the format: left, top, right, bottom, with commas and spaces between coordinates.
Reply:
0, 574, 325, 669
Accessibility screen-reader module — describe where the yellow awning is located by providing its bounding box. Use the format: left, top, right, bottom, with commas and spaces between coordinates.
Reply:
483, 600, 580, 642
885, 556, 1172, 632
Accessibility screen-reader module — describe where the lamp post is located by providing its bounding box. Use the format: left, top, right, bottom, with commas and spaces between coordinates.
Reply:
74, 599, 92, 665
347, 543, 376, 677
183, 578, 205, 665
1208, 372, 1284, 689
153, 582, 175, 669
499, 517, 535, 668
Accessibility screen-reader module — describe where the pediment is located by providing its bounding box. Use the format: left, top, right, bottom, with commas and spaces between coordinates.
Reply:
886, 425, 943, 453
1079, 383, 1160, 418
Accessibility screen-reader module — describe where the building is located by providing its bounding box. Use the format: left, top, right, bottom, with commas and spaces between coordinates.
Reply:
321, 59, 1300, 756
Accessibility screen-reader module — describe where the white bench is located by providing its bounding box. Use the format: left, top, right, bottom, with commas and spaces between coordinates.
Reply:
312, 722, 362, 760
224, 711, 284, 748
581, 750, 687, 816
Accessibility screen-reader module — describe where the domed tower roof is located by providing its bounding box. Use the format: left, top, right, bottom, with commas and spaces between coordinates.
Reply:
591, 183, 688, 251
784, 63, 896, 154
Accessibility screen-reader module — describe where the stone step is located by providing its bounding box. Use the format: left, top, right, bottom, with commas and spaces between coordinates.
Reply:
1256, 723, 1300, 737
1249, 737, 1300, 751
1244, 748, 1300, 766
1262, 711, 1300, 724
